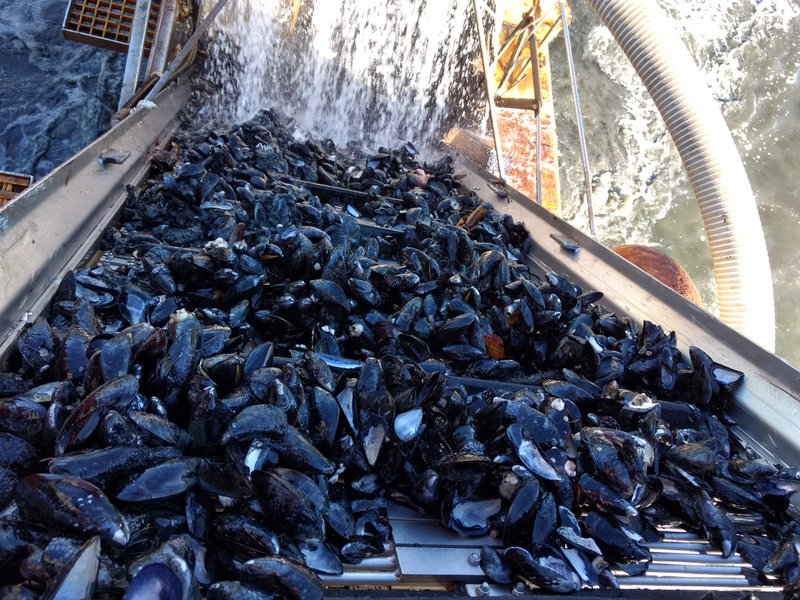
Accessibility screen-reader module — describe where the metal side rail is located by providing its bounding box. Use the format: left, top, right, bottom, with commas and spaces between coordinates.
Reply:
0, 81, 189, 364
452, 155, 800, 469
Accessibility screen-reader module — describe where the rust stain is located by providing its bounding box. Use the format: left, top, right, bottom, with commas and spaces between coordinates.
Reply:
493, 1, 564, 214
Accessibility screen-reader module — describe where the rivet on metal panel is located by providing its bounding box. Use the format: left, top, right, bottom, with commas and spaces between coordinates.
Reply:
511, 581, 526, 596
476, 582, 491, 597
468, 552, 481, 566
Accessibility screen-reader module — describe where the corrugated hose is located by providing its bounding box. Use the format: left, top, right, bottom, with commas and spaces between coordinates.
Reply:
586, 0, 775, 351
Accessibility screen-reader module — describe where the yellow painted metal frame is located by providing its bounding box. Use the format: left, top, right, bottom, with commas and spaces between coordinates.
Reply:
493, 0, 565, 214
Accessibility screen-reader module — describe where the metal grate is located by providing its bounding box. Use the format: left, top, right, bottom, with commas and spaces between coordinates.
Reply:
62, 0, 162, 54
332, 503, 780, 597
443, 127, 495, 171
0, 171, 33, 207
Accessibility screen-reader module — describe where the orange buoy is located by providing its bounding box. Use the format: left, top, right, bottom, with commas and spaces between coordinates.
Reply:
612, 244, 703, 307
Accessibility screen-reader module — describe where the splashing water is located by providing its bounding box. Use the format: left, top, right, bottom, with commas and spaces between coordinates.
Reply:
199, 0, 493, 152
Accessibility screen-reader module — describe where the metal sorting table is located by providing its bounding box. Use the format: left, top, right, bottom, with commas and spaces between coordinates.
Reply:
0, 78, 795, 597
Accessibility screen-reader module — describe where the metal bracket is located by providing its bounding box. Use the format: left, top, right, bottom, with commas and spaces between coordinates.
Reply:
98, 150, 131, 167
550, 232, 580, 253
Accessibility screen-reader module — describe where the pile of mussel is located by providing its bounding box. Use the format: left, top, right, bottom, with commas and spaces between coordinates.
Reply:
2, 108, 800, 599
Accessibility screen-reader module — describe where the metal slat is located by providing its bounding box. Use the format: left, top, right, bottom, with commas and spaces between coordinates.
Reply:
618, 576, 756, 588
344, 555, 398, 571
321, 571, 402, 586
395, 546, 485, 581
637, 563, 748, 576
390, 521, 500, 548
661, 530, 706, 539
649, 542, 726, 552
650, 552, 746, 565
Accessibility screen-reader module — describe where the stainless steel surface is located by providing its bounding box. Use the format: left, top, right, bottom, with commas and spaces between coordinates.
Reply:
395, 546, 486, 581
558, 0, 596, 236
119, 0, 152, 109
321, 571, 401, 586
145, 0, 177, 79
528, 27, 544, 206
0, 81, 189, 366
471, 0, 507, 182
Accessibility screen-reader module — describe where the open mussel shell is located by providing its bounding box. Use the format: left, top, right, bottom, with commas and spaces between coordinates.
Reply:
207, 581, 277, 600
41, 536, 101, 600
436, 453, 495, 483
118, 289, 152, 325
479, 545, 513, 584
17, 317, 55, 373
116, 458, 201, 502
393, 407, 424, 443
300, 542, 344, 575
584, 511, 651, 564
442, 494, 501, 537
124, 563, 183, 600
504, 546, 581, 593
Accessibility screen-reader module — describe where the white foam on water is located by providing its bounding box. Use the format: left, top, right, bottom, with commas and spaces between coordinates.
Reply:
556, 0, 800, 322
562, 0, 799, 240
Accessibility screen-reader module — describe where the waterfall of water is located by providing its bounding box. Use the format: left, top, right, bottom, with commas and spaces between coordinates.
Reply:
199, 0, 496, 153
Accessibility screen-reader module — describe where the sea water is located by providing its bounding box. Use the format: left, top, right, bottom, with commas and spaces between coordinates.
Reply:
0, 0, 124, 177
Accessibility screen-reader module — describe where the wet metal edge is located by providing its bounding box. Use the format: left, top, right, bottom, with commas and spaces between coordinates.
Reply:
0, 81, 190, 366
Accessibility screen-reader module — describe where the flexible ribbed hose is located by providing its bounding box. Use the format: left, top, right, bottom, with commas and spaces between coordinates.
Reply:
586, 0, 775, 351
